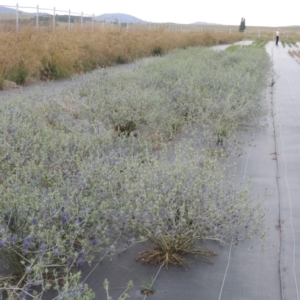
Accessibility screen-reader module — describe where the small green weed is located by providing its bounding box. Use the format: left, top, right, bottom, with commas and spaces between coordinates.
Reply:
40, 57, 70, 79
103, 279, 133, 300
226, 44, 241, 52
116, 55, 128, 64
0, 71, 5, 90
7, 61, 28, 85
151, 46, 164, 56
115, 120, 137, 135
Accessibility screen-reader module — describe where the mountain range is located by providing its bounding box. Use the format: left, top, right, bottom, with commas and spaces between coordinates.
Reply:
0, 6, 49, 16
94, 13, 146, 24
0, 6, 17, 14
0, 7, 214, 25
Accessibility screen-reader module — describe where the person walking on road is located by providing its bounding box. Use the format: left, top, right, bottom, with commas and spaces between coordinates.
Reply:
276, 29, 280, 46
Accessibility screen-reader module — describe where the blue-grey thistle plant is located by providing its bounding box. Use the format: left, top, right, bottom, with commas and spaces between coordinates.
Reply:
0, 44, 270, 296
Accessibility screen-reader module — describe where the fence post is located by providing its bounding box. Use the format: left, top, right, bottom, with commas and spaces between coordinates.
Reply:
92, 13, 94, 30
36, 5, 39, 31
68, 10, 70, 30
81, 12, 83, 29
53, 7, 55, 31
16, 3, 19, 32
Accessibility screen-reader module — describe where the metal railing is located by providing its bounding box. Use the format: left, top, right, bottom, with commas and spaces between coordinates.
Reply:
0, 4, 96, 31
0, 5, 209, 33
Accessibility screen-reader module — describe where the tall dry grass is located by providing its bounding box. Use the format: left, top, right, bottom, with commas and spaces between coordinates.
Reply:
0, 27, 242, 88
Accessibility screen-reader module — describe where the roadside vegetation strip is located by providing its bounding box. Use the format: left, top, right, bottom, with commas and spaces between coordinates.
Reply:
0, 27, 244, 90
0, 46, 271, 299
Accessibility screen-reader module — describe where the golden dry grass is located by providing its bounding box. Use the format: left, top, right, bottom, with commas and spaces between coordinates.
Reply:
0, 26, 242, 87
186, 24, 300, 41
2, 22, 298, 88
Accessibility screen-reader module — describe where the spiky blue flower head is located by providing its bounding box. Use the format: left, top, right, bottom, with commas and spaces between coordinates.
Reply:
23, 236, 32, 250
77, 257, 84, 266
11, 234, 18, 242
45, 220, 53, 228
0, 240, 5, 248
91, 238, 99, 246
52, 247, 60, 255
39, 242, 47, 252
76, 217, 83, 224
67, 256, 75, 265
61, 213, 70, 224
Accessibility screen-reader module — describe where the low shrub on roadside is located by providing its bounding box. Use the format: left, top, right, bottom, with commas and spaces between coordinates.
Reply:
0, 71, 5, 90
0, 100, 135, 298
151, 46, 164, 56
7, 61, 28, 85
108, 147, 266, 268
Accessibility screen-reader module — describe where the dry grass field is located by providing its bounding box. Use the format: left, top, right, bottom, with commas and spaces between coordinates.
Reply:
0, 18, 299, 89
0, 26, 243, 88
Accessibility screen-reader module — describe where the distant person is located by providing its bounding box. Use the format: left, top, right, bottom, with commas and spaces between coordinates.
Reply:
276, 29, 280, 46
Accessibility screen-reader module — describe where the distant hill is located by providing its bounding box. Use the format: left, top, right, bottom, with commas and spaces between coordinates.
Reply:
94, 13, 146, 24
0, 6, 50, 16
193, 21, 219, 25
0, 6, 20, 14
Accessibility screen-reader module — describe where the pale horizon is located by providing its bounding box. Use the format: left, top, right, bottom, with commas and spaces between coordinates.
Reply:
1, 1, 299, 27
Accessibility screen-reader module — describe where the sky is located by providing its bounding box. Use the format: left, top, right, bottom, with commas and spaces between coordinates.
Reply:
2, 0, 299, 27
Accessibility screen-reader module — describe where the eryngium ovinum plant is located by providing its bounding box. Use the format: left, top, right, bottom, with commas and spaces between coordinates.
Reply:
75, 46, 271, 148
0, 45, 271, 297
104, 142, 267, 268
0, 100, 138, 299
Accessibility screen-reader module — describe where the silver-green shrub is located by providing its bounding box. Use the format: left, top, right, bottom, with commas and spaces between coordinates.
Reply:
0, 45, 271, 297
